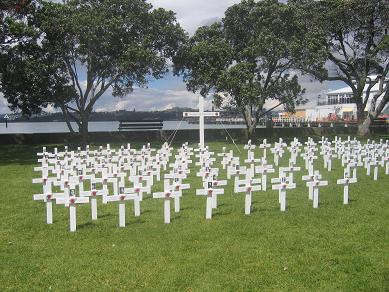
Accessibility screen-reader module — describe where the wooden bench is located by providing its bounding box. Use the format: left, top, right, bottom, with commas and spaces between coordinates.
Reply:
118, 120, 164, 131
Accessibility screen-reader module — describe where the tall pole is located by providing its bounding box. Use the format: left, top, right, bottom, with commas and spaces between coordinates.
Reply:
199, 95, 205, 148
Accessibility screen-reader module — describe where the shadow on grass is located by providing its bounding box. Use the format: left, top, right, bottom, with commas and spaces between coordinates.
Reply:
180, 206, 195, 211
0, 145, 43, 166
212, 210, 232, 217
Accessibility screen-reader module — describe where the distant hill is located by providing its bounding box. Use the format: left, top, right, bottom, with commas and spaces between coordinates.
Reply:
0, 106, 281, 122
0, 108, 198, 122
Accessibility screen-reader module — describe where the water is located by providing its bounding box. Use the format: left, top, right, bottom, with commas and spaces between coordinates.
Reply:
0, 121, 248, 134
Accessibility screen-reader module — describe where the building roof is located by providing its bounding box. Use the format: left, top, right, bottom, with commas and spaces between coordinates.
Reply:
327, 82, 382, 95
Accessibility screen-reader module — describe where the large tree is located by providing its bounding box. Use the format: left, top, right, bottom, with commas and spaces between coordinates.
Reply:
0, 0, 186, 141
174, 0, 323, 138
291, 0, 389, 135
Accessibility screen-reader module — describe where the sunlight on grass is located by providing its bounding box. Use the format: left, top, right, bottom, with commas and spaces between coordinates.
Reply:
0, 139, 388, 290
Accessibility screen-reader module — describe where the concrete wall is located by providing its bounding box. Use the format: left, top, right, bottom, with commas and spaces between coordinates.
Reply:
0, 127, 376, 146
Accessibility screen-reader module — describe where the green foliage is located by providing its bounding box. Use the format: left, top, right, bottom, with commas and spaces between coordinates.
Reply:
0, 0, 186, 135
174, 0, 321, 136
291, 0, 389, 124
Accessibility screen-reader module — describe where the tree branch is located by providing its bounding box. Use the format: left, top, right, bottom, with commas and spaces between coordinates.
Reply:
85, 76, 119, 113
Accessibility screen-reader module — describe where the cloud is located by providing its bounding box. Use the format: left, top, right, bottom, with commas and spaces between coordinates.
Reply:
0, 93, 11, 114
149, 0, 240, 34
93, 85, 206, 112
0, 0, 345, 115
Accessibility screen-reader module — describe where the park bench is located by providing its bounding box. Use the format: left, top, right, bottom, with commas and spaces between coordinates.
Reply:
118, 120, 163, 131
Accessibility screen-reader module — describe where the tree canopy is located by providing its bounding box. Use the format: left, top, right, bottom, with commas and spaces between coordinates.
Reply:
0, 0, 186, 139
291, 0, 389, 134
174, 0, 323, 137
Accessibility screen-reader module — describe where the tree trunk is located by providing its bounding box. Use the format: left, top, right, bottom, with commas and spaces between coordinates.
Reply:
359, 90, 389, 136
247, 122, 256, 139
242, 107, 257, 140
359, 115, 373, 136
356, 99, 367, 135
79, 114, 89, 145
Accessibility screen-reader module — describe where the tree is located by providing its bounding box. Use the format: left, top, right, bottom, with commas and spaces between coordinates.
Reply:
0, 0, 186, 141
291, 0, 389, 135
174, 0, 323, 138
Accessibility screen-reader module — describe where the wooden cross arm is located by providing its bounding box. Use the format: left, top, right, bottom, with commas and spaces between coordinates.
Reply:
33, 194, 45, 201
57, 197, 89, 206
244, 159, 261, 163
183, 112, 220, 117
306, 181, 328, 187
212, 189, 224, 195
270, 177, 289, 184
81, 189, 108, 197
107, 192, 137, 202
104, 195, 125, 203
337, 178, 357, 184
175, 183, 190, 190
164, 173, 186, 179
235, 185, 261, 193
32, 178, 43, 184
196, 189, 207, 196
215, 180, 228, 186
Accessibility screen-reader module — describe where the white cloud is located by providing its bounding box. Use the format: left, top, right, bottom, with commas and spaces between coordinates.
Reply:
0, 93, 11, 114
93, 86, 205, 112
149, 0, 240, 34
0, 0, 340, 115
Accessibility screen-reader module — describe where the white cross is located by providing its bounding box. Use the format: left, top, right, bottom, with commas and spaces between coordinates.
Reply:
271, 175, 296, 212
196, 181, 224, 219
227, 163, 247, 180
125, 176, 151, 202
302, 170, 322, 201
279, 162, 301, 184
56, 192, 89, 232
32, 181, 66, 224
152, 180, 180, 224
371, 158, 382, 181
80, 181, 108, 220
183, 95, 220, 148
203, 174, 227, 209
255, 160, 275, 191
259, 139, 271, 159
235, 172, 261, 215
270, 147, 283, 166
337, 172, 357, 204
306, 176, 328, 208
244, 140, 256, 161
364, 155, 373, 175
169, 178, 190, 213
197, 166, 219, 180
384, 155, 389, 175
104, 189, 139, 227
125, 175, 151, 201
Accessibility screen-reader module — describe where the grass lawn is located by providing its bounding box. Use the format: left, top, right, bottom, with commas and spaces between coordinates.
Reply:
0, 140, 388, 291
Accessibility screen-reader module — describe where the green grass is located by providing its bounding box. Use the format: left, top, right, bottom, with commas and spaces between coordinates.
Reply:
1, 141, 388, 291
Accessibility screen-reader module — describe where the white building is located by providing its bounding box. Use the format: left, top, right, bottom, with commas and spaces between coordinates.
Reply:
306, 76, 388, 121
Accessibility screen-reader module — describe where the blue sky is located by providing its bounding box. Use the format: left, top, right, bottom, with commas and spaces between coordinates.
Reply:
0, 0, 346, 114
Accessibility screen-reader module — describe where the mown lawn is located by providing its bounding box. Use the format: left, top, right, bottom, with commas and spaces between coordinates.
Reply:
0, 140, 388, 291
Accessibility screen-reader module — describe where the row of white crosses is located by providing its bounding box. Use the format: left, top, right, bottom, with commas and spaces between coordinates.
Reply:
235, 168, 261, 215
32, 136, 389, 231
241, 136, 389, 211
195, 146, 227, 219
33, 143, 173, 231
153, 143, 192, 223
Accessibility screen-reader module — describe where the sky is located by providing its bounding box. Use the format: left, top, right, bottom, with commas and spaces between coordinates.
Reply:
0, 0, 346, 114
